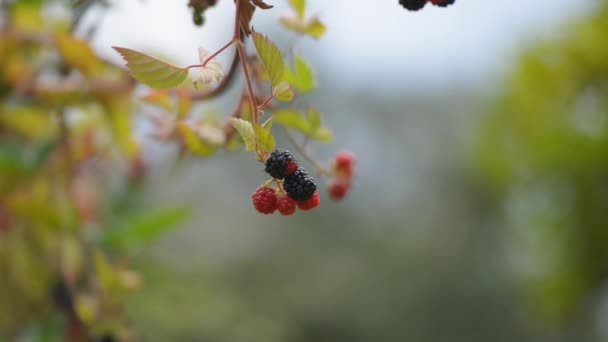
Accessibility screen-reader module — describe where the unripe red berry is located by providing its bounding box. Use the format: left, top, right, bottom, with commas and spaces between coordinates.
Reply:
334, 151, 356, 179
328, 181, 350, 201
251, 187, 278, 215
297, 191, 320, 211
277, 195, 297, 216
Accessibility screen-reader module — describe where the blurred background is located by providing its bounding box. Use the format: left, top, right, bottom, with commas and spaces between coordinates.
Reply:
2, 0, 608, 341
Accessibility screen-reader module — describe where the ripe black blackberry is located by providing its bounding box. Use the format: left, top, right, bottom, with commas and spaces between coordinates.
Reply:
399, 0, 427, 11
265, 149, 298, 179
430, 0, 455, 7
283, 168, 317, 201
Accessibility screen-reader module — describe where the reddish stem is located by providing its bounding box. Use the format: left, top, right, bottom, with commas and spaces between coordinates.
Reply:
258, 94, 274, 111
185, 39, 236, 70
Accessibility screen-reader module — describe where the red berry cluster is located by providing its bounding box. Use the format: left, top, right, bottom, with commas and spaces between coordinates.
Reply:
327, 151, 356, 202
251, 187, 320, 216
252, 149, 321, 216
399, 0, 455, 11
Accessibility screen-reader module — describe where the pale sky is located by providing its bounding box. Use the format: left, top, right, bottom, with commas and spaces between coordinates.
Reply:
94, 0, 596, 88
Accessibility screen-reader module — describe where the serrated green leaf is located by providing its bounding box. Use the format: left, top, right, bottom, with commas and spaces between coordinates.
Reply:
252, 32, 286, 86
230, 118, 256, 151
113, 47, 188, 89
273, 81, 294, 102
178, 123, 216, 156
253, 123, 275, 153
103, 208, 190, 251
289, 0, 306, 18
285, 55, 315, 93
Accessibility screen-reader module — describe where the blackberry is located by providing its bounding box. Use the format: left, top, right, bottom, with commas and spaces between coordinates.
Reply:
283, 168, 317, 201
265, 149, 298, 179
399, 0, 427, 11
430, 0, 455, 7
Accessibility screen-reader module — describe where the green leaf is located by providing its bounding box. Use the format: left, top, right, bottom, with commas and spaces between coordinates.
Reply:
178, 123, 216, 157
55, 33, 103, 77
253, 123, 276, 153
305, 17, 327, 39
252, 32, 286, 86
103, 207, 190, 250
289, 0, 306, 18
285, 55, 315, 93
262, 117, 273, 130
280, 16, 326, 40
113, 47, 188, 89
273, 108, 332, 142
273, 81, 294, 102
229, 118, 256, 151
308, 107, 321, 129
273, 109, 310, 133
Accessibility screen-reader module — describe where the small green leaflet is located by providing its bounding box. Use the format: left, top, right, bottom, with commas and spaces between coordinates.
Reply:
284, 55, 315, 94
230, 118, 256, 151
113, 47, 188, 89
253, 123, 275, 153
280, 16, 326, 40
273, 81, 294, 102
273, 108, 332, 142
252, 32, 286, 87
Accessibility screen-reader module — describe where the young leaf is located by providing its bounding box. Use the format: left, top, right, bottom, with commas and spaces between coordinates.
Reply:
252, 0, 273, 9
239, 1, 256, 35
289, 0, 306, 18
253, 123, 275, 153
229, 118, 256, 151
279, 16, 326, 40
305, 18, 327, 39
113, 47, 188, 89
193, 47, 223, 85
252, 32, 286, 86
273, 81, 294, 102
285, 55, 315, 93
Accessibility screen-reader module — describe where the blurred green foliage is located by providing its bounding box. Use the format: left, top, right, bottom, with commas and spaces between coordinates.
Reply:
477, 0, 608, 324
0, 0, 187, 340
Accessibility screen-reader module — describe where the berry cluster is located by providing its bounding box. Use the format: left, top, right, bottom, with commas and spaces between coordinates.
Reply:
399, 0, 455, 11
327, 151, 356, 201
252, 149, 320, 215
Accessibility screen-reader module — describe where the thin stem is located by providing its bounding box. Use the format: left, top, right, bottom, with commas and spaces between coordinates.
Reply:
283, 127, 330, 176
184, 38, 236, 70
237, 42, 258, 123
258, 94, 274, 111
